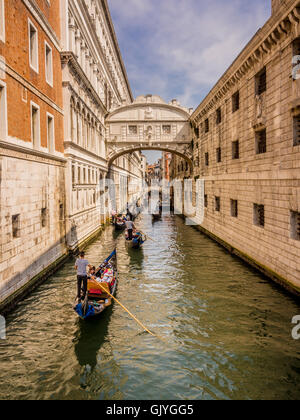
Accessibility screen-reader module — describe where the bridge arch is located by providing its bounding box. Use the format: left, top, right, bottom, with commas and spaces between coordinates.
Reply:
108, 145, 193, 168
106, 95, 193, 168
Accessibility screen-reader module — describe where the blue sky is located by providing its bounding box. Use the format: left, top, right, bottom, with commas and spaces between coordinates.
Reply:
108, 0, 271, 163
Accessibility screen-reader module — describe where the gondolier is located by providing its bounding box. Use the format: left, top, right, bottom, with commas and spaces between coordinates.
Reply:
125, 219, 135, 240
75, 251, 92, 302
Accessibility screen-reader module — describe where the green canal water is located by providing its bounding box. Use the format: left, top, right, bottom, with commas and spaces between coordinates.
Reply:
0, 215, 299, 400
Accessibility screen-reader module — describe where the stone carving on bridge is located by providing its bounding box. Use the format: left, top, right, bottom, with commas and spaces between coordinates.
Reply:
106, 95, 193, 167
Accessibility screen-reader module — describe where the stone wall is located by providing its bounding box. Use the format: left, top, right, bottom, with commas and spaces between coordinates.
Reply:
178, 0, 300, 294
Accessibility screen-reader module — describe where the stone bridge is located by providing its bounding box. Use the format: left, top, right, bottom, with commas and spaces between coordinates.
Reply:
105, 95, 193, 167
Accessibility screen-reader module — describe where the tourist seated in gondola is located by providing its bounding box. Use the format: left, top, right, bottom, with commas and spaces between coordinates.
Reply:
88, 266, 96, 279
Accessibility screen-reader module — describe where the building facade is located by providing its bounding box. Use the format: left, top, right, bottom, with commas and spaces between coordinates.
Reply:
0, 0, 145, 310
60, 0, 144, 251
171, 0, 300, 295
0, 0, 66, 308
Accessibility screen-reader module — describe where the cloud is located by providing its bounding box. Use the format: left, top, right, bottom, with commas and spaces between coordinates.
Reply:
108, 0, 271, 108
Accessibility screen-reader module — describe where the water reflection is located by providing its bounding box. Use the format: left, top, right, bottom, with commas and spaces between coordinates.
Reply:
0, 215, 299, 400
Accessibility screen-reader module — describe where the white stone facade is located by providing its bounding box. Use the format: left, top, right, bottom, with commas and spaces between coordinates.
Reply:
61, 0, 144, 251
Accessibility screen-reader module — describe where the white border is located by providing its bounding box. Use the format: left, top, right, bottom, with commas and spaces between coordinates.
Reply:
0, 0, 5, 43
46, 111, 55, 153
0, 79, 7, 141
30, 100, 41, 149
28, 18, 39, 74
45, 41, 53, 87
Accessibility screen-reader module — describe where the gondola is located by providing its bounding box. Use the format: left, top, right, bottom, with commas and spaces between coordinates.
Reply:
115, 219, 126, 231
152, 213, 161, 222
125, 232, 147, 250
74, 250, 118, 320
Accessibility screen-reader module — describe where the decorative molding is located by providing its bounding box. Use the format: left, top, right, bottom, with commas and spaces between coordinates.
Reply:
62, 51, 107, 115
0, 141, 66, 166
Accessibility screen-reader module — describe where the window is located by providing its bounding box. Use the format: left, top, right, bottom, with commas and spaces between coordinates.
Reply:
0, 0, 5, 43
128, 125, 137, 135
163, 125, 171, 134
47, 113, 55, 153
45, 42, 53, 86
29, 20, 38, 72
216, 108, 222, 125
256, 67, 267, 95
232, 91, 240, 113
231, 200, 238, 218
232, 140, 240, 159
12, 215, 20, 238
291, 211, 300, 241
41, 208, 48, 228
293, 115, 300, 146
195, 127, 199, 138
216, 147, 222, 163
0, 82, 7, 140
256, 129, 267, 154
205, 152, 209, 167
31, 102, 40, 149
293, 38, 300, 56
59, 203, 64, 221
205, 118, 209, 133
204, 195, 208, 208
215, 197, 221, 212
254, 204, 265, 227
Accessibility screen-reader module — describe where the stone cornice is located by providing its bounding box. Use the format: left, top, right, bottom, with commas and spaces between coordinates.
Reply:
107, 103, 191, 121
74, 1, 123, 103
0, 141, 66, 166
191, 0, 300, 124
61, 51, 107, 115
64, 140, 108, 167
22, 0, 61, 51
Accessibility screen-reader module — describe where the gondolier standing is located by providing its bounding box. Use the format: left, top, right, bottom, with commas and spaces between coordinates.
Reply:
75, 251, 92, 302
125, 219, 135, 240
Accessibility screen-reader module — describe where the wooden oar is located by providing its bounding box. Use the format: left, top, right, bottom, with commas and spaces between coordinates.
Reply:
137, 230, 156, 242
98, 284, 156, 337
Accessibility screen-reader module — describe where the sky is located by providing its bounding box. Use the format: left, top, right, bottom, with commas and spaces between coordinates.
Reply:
108, 0, 271, 163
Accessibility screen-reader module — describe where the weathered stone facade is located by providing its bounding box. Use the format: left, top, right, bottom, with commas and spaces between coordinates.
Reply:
172, 0, 300, 294
0, 0, 67, 308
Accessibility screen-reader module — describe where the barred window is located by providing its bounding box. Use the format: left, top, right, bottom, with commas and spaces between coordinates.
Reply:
291, 211, 300, 241
205, 152, 209, 166
231, 200, 238, 218
41, 208, 48, 228
215, 197, 221, 212
128, 125, 137, 135
163, 125, 171, 134
216, 147, 222, 163
293, 115, 300, 146
256, 129, 267, 154
232, 140, 240, 159
256, 67, 267, 95
216, 108, 222, 125
204, 195, 208, 208
232, 91, 240, 113
205, 119, 209, 133
12, 214, 20, 238
254, 204, 265, 227
293, 37, 300, 57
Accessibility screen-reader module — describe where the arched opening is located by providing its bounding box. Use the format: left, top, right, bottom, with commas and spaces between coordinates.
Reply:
108, 146, 193, 170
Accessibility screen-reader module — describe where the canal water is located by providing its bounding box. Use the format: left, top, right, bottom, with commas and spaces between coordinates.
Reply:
0, 215, 299, 400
